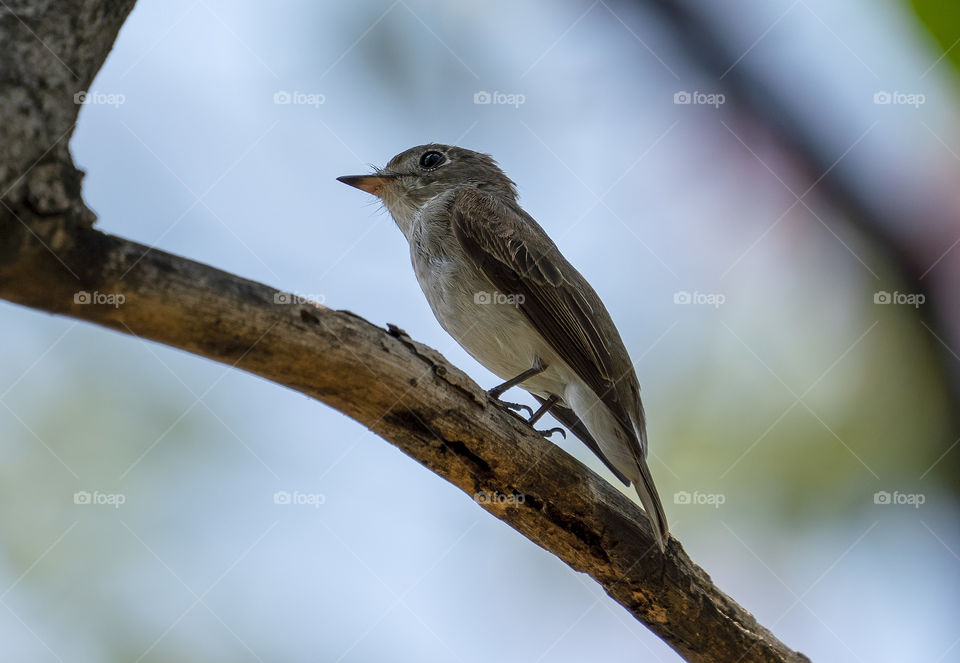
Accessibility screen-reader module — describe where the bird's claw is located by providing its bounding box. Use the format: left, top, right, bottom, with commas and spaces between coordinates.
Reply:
537, 426, 566, 439
488, 394, 534, 419
487, 391, 564, 438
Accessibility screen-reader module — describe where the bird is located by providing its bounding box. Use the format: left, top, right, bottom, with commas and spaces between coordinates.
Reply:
338, 144, 669, 551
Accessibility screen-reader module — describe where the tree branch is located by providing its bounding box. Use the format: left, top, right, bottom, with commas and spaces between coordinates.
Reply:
0, 218, 809, 663
0, 1, 809, 661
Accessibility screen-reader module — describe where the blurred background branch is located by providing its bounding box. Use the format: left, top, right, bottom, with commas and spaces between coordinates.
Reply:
631, 0, 960, 446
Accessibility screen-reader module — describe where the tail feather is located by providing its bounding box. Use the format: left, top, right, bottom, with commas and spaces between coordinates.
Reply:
559, 381, 669, 552
634, 457, 669, 552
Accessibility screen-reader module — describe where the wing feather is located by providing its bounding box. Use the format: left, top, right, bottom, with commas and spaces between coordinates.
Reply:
449, 187, 647, 458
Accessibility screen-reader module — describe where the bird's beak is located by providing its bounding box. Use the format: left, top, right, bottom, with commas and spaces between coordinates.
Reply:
337, 174, 396, 196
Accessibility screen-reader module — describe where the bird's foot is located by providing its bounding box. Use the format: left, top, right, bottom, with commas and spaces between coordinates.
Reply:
537, 426, 566, 439
488, 390, 565, 439
487, 392, 534, 419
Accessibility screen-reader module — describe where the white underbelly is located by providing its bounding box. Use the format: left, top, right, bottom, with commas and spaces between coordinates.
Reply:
412, 250, 641, 483
414, 255, 571, 400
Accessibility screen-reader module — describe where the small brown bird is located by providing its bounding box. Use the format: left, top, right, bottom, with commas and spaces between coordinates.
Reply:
339, 144, 668, 551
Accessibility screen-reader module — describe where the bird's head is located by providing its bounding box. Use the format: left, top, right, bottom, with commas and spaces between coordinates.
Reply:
338, 144, 517, 228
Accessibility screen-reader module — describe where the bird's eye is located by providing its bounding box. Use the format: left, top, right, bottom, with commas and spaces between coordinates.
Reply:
419, 151, 445, 169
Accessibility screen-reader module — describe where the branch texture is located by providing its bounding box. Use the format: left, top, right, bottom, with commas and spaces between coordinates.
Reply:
0, 1, 809, 662
0, 222, 810, 663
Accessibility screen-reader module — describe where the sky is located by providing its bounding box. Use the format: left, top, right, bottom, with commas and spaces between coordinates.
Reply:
2, 1, 959, 661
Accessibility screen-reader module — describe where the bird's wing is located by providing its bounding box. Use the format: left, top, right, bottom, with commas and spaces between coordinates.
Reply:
449, 186, 646, 459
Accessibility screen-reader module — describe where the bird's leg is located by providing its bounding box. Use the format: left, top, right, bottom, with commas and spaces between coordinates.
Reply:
528, 394, 566, 440
487, 357, 547, 419
488, 357, 546, 399
528, 394, 558, 425
487, 359, 566, 441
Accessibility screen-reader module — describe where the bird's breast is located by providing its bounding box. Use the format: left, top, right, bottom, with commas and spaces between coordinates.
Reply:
409, 240, 567, 396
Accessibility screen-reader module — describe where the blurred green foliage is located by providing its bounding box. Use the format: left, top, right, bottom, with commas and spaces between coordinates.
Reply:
910, 0, 960, 75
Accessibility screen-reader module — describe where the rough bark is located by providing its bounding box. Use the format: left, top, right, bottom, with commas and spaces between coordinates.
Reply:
0, 1, 809, 661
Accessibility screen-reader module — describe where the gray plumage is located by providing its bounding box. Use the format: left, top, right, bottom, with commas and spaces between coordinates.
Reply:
338, 144, 669, 551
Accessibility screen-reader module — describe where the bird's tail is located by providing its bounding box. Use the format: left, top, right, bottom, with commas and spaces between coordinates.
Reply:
634, 457, 669, 552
